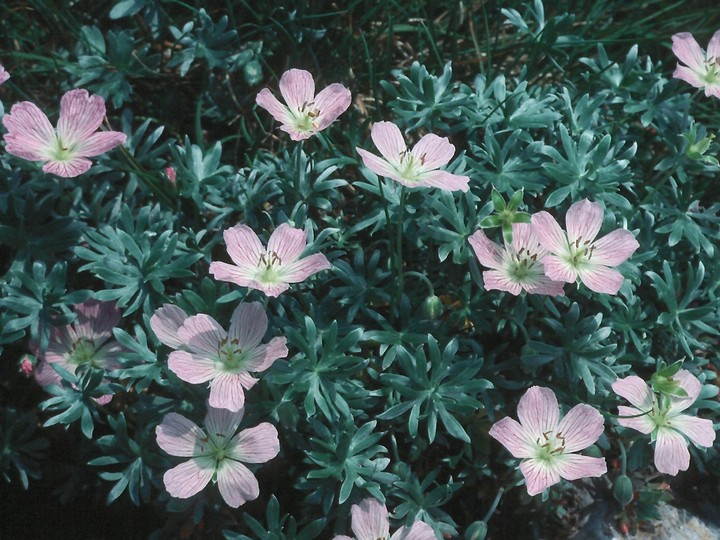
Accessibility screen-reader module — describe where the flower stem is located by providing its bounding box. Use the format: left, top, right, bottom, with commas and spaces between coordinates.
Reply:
482, 487, 504, 523
396, 187, 407, 313
294, 141, 304, 203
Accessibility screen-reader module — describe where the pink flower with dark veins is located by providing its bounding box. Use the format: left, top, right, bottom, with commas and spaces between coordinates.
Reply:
356, 121, 470, 192
489, 386, 607, 496
2, 88, 126, 177
672, 31, 720, 98
333, 497, 436, 540
256, 68, 351, 140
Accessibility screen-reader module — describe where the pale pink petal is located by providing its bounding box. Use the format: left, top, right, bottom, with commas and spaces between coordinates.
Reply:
280, 125, 316, 142
223, 224, 265, 271
482, 270, 523, 295
209, 261, 256, 288
557, 404, 604, 452
672, 32, 706, 70
517, 386, 560, 440
488, 416, 536, 458
511, 223, 543, 254
412, 134, 455, 171
279, 69, 315, 111
168, 351, 218, 383
209, 373, 246, 412
256, 88, 293, 124
523, 275, 566, 296
267, 223, 306, 264
708, 30, 720, 60
246, 337, 288, 373
616, 405, 655, 434
674, 65, 705, 88
34, 360, 64, 387
280, 252, 332, 283
216, 459, 260, 507
520, 458, 561, 496
668, 370, 702, 414
531, 212, 569, 254
333, 536, 353, 540
370, 121, 407, 166
163, 457, 215, 499
0, 65, 9, 85
553, 454, 607, 481
204, 406, 245, 439
612, 376, 654, 409
542, 255, 578, 283
313, 83, 351, 130
2, 101, 55, 160
150, 304, 189, 349
228, 423, 280, 463
178, 314, 226, 356
351, 498, 390, 540
72, 299, 121, 342
590, 229, 639, 266
565, 199, 603, 244
468, 230, 504, 269
228, 302, 268, 349
654, 428, 690, 475
42, 158, 92, 178
74, 131, 126, 157
56, 89, 106, 145
390, 521, 436, 540
415, 170, 470, 192
155, 413, 205, 457
357, 147, 399, 178
672, 415, 716, 448
249, 279, 291, 298
577, 265, 625, 294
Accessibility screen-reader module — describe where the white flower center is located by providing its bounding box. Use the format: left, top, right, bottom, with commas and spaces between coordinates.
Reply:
217, 337, 247, 371
564, 236, 597, 269
68, 338, 98, 366
396, 150, 428, 181
290, 100, 320, 133
254, 250, 284, 284
505, 246, 544, 283
534, 430, 567, 461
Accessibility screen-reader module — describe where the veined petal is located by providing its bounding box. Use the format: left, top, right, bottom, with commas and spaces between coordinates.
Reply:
616, 405, 655, 434
415, 170, 470, 192
280, 125, 316, 141
531, 212, 568, 254
356, 147, 398, 179
520, 458, 561, 496
209, 261, 256, 288
482, 270, 523, 295
42, 158, 92, 178
612, 376, 654, 409
168, 351, 218, 384
511, 222, 544, 254
247, 279, 291, 298
178, 314, 226, 356
412, 133, 455, 171
542, 255, 578, 283
204, 406, 244, 440
151, 304, 189, 349
223, 224, 265, 271
673, 66, 705, 88
708, 30, 720, 61
370, 121, 407, 166
267, 223, 306, 264
228, 302, 268, 349
57, 89, 106, 144
350, 498, 390, 540
313, 83, 351, 130
557, 404, 604, 452
668, 369, 702, 414
216, 459, 259, 508
0, 64, 9, 85
228, 423, 280, 463
163, 457, 215, 499
672, 32, 707, 70
488, 416, 536, 458
591, 229, 639, 266
156, 413, 206, 457
256, 88, 293, 124
73, 299, 121, 342
577, 265, 625, 294
468, 230, 504, 269
523, 275, 566, 296
2, 101, 55, 160
390, 521, 436, 540
34, 361, 64, 387
246, 337, 288, 373
654, 428, 690, 475
209, 372, 246, 412
280, 252, 332, 284
74, 130, 126, 157
671, 415, 716, 448
566, 199, 603, 244
554, 454, 607, 481
517, 386, 560, 440
279, 69, 315, 111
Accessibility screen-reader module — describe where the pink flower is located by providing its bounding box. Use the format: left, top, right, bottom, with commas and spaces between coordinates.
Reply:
164, 166, 176, 184
333, 498, 436, 540
356, 121, 470, 192
154, 302, 288, 412
530, 199, 639, 294
30, 299, 124, 405
209, 223, 332, 297
468, 223, 565, 296
19, 356, 34, 377
256, 68, 351, 141
612, 370, 716, 476
489, 386, 607, 496
0, 64, 9, 85
672, 31, 720, 98
156, 406, 279, 507
2, 88, 126, 177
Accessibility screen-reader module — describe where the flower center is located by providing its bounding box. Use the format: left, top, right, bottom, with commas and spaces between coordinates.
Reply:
68, 338, 98, 366
291, 101, 320, 132
397, 150, 427, 180
535, 430, 567, 461
218, 337, 246, 371
255, 250, 283, 284
565, 236, 596, 268
50, 136, 77, 162
507, 246, 542, 282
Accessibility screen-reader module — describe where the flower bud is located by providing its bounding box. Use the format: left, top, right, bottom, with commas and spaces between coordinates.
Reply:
423, 295, 443, 319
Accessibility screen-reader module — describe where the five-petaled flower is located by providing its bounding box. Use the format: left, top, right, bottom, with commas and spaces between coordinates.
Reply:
156, 406, 279, 508
0, 64, 9, 85
209, 222, 332, 297
151, 302, 288, 412
489, 386, 607, 496
672, 31, 720, 98
356, 121, 470, 192
30, 299, 124, 405
612, 370, 716, 476
469, 223, 565, 296
256, 68, 351, 141
530, 199, 639, 294
333, 497, 436, 540
2, 89, 126, 177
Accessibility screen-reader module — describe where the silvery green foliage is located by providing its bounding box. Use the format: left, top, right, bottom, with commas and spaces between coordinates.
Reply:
0, 407, 48, 489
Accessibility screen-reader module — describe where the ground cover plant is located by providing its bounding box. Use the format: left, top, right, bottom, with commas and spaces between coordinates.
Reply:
1, 0, 720, 538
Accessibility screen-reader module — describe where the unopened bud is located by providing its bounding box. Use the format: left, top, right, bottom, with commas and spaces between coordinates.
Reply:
423, 295, 443, 319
